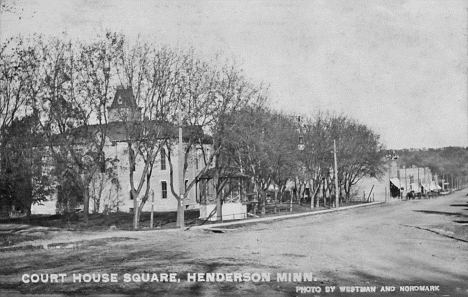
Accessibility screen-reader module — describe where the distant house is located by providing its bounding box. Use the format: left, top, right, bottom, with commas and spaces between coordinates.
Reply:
32, 87, 212, 214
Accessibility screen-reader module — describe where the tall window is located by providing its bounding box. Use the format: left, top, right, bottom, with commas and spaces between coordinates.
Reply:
161, 181, 167, 199
160, 148, 166, 170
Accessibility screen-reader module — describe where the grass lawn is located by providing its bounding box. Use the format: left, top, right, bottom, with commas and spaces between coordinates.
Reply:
0, 200, 370, 250
1, 200, 369, 231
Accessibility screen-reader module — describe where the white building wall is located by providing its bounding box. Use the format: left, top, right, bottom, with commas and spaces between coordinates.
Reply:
31, 199, 57, 215
199, 203, 247, 221
354, 163, 394, 202
353, 176, 388, 202
31, 139, 206, 215
98, 141, 202, 213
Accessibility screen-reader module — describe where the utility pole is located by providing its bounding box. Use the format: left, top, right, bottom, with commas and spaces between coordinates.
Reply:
177, 103, 185, 228
386, 151, 398, 201
424, 167, 427, 198
333, 139, 339, 208
388, 164, 391, 200
150, 189, 154, 228
442, 175, 445, 192
404, 166, 407, 197
418, 168, 420, 194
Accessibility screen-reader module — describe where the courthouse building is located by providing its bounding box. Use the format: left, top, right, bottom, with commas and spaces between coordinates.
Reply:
32, 87, 210, 214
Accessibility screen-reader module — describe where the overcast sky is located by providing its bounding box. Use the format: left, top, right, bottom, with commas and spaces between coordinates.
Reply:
1, 0, 467, 149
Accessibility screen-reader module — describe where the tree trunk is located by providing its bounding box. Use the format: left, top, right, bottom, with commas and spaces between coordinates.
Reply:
137, 169, 153, 226
345, 181, 350, 202
322, 180, 326, 208
261, 192, 266, 215
216, 194, 223, 222
299, 183, 303, 204
274, 190, 277, 213
133, 190, 139, 230
177, 196, 185, 227
137, 194, 147, 217
293, 180, 298, 202
313, 190, 318, 208
214, 173, 223, 222
289, 190, 293, 212
136, 196, 147, 225
83, 186, 89, 224
26, 207, 31, 222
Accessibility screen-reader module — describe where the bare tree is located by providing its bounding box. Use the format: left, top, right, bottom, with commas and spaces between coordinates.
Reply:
114, 38, 187, 229
36, 34, 120, 222
163, 54, 267, 226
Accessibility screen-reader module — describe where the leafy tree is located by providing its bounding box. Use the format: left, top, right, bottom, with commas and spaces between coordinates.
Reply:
296, 113, 384, 206
224, 107, 297, 214
299, 113, 332, 207
330, 115, 385, 201
1, 114, 51, 217
253, 111, 299, 211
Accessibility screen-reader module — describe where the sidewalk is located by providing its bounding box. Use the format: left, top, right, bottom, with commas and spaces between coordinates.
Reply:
191, 201, 385, 230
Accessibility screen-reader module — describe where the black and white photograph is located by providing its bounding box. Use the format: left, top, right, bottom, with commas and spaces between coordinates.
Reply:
0, 0, 467, 296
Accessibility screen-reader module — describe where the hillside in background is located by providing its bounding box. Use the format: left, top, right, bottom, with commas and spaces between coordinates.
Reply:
394, 147, 468, 180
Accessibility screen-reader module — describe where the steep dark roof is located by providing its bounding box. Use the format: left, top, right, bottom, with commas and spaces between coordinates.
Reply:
109, 87, 138, 110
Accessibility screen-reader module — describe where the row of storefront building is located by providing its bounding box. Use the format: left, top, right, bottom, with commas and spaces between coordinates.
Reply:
355, 159, 451, 202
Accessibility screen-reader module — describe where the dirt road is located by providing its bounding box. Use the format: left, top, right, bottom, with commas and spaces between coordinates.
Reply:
1, 191, 467, 296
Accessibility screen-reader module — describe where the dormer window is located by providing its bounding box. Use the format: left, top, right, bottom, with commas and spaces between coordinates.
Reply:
117, 95, 123, 105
